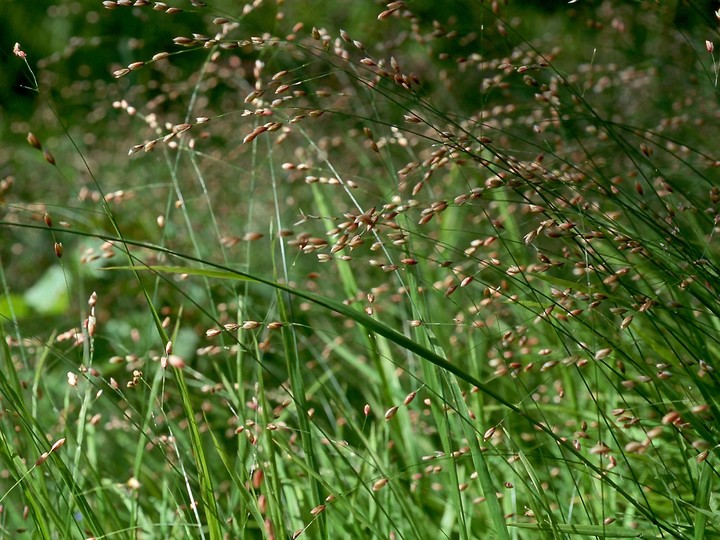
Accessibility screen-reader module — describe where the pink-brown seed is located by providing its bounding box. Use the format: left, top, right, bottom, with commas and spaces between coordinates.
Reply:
50, 438, 66, 452
384, 406, 399, 420
444, 285, 458, 297
168, 355, 185, 369
589, 442, 611, 455
27, 132, 42, 150
372, 478, 388, 491
87, 316, 96, 337
243, 232, 264, 241
594, 348, 612, 360
242, 126, 267, 144
310, 504, 326, 515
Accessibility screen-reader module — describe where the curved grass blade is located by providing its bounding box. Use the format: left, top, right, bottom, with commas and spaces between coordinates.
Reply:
104, 262, 685, 538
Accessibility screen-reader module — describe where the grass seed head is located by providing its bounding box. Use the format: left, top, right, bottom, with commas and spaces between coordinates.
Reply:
310, 504, 326, 515
50, 438, 66, 453
384, 406, 399, 421
372, 478, 388, 491
26, 132, 42, 150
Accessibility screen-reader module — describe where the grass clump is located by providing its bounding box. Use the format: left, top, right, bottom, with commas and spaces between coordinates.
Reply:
1, 1, 720, 538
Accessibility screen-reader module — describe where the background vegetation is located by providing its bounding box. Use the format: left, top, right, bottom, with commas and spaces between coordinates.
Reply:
1, 0, 720, 538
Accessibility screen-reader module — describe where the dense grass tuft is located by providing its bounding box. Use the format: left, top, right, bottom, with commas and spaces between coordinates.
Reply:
2, 1, 720, 538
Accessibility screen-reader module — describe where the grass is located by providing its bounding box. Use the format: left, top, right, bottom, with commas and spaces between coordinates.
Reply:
1, 0, 720, 538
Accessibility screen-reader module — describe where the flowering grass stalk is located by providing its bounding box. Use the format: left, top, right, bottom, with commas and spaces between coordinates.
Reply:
1, 1, 719, 538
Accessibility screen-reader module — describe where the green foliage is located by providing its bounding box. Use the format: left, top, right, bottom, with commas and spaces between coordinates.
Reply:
1, 1, 720, 538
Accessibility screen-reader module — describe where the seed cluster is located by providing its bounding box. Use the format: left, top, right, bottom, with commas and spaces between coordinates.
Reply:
2, 0, 719, 537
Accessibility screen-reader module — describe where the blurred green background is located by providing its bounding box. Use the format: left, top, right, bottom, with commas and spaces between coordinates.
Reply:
2, 0, 719, 342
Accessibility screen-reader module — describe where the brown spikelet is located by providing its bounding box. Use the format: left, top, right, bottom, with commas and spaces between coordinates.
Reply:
50, 438, 66, 453
27, 132, 42, 150
372, 478, 388, 491
594, 348, 612, 360
243, 125, 268, 144
384, 406, 399, 420
589, 442, 611, 455
167, 355, 185, 369
173, 36, 196, 46
378, 3, 404, 20
87, 315, 96, 337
